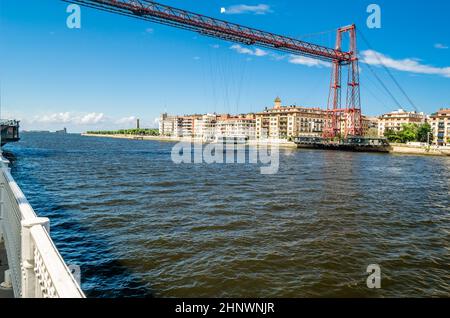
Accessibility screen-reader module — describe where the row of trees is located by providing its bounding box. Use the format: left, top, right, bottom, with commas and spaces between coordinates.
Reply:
384, 123, 432, 144
87, 128, 160, 136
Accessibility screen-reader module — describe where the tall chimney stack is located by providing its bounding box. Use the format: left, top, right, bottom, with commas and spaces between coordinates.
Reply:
136, 118, 140, 129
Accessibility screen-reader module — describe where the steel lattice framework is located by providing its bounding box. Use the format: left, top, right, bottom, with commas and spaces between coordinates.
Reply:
65, 0, 363, 137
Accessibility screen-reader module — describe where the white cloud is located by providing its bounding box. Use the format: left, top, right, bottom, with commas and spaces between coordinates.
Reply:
230, 44, 268, 57
115, 116, 137, 125
253, 48, 268, 57
230, 44, 330, 68
361, 49, 450, 78
79, 112, 105, 124
34, 112, 71, 124
222, 4, 272, 15
288, 55, 330, 68
7, 111, 159, 132
145, 28, 154, 34
210, 44, 220, 49
434, 43, 448, 49
230, 44, 450, 76
31, 112, 106, 125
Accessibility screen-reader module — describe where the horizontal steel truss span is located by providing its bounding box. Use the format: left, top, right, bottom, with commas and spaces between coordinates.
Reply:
64, 0, 352, 63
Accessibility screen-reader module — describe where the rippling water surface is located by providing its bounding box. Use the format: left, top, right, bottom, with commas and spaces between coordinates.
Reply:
4, 133, 450, 297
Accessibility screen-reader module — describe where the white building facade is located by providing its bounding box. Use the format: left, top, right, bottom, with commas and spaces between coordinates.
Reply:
194, 114, 218, 141
430, 108, 450, 146
216, 116, 256, 140
159, 113, 197, 137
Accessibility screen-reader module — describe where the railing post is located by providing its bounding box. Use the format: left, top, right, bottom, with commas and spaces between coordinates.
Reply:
0, 157, 8, 245
0, 182, 4, 243
0, 181, 10, 289
21, 217, 50, 298
0, 269, 12, 289
0, 159, 11, 291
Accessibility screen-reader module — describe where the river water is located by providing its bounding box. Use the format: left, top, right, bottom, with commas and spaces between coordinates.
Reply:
4, 133, 450, 297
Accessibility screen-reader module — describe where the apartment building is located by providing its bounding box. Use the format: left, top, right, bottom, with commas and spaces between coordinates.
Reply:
362, 116, 379, 136
194, 114, 217, 141
429, 108, 450, 146
159, 113, 198, 137
179, 116, 197, 137
255, 97, 327, 139
160, 113, 256, 140
216, 115, 256, 140
378, 109, 426, 137
160, 99, 382, 140
159, 113, 177, 136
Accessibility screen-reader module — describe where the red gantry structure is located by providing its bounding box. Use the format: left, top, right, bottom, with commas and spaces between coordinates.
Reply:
66, 0, 363, 138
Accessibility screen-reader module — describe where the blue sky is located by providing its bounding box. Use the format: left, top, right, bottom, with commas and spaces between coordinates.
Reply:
1, 0, 449, 132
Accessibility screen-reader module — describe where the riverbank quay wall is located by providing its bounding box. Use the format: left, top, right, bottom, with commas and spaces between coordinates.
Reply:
81, 133, 298, 148
390, 144, 450, 156
0, 155, 85, 298
82, 133, 450, 156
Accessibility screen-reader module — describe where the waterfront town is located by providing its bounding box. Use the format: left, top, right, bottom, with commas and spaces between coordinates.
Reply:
157, 97, 450, 146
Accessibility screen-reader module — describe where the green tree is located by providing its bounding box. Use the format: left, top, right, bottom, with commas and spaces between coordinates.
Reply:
384, 129, 400, 143
86, 128, 160, 136
384, 123, 432, 144
397, 123, 418, 143
416, 123, 432, 143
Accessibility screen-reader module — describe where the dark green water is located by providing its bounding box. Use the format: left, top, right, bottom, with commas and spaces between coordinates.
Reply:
4, 133, 450, 297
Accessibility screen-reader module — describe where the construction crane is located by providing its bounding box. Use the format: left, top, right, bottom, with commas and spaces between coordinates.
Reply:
65, 0, 363, 138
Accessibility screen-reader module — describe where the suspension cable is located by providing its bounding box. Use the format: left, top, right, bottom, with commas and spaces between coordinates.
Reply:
361, 60, 404, 110
358, 30, 418, 112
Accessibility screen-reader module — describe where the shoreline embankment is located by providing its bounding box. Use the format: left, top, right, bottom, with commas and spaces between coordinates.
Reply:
80, 133, 298, 148
80, 134, 450, 156
389, 143, 450, 157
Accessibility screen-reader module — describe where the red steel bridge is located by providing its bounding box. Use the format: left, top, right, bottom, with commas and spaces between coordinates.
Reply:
65, 0, 363, 138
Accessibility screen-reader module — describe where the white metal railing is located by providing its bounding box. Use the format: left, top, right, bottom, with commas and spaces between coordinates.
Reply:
0, 156, 85, 298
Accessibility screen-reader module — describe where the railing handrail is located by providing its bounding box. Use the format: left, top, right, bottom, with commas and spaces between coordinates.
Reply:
30, 225, 85, 297
0, 119, 20, 126
0, 156, 85, 298
2, 161, 36, 221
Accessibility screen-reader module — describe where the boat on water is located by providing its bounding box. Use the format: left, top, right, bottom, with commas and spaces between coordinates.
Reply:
293, 136, 391, 153
0, 120, 20, 146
